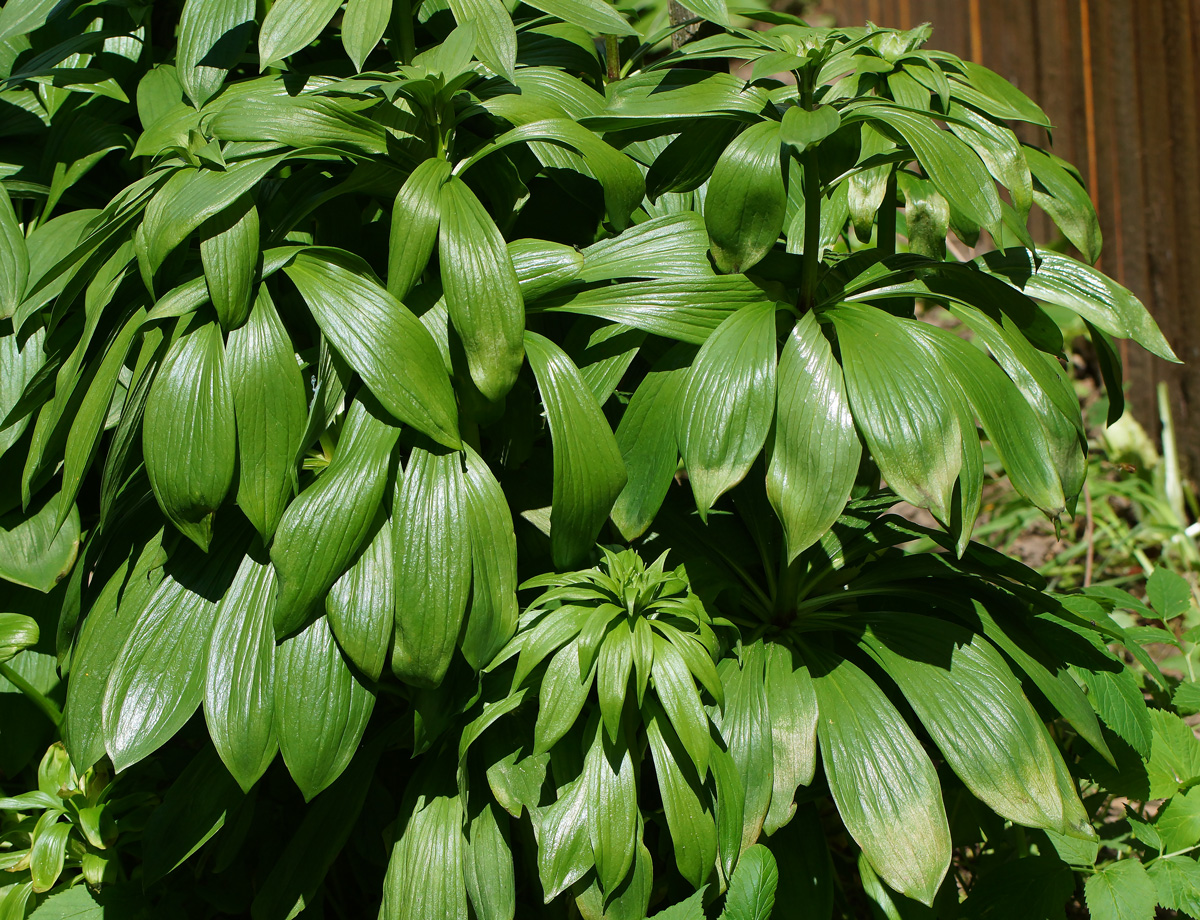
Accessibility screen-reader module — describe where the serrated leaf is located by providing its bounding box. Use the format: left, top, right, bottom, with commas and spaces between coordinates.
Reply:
204, 550, 278, 791
393, 446, 471, 688
285, 250, 460, 447
718, 844, 776, 920
678, 301, 777, 519
274, 615, 375, 801
271, 398, 398, 636
1148, 856, 1200, 917
704, 121, 785, 274
176, 0, 254, 107
439, 177, 525, 402
524, 332, 627, 568
226, 285, 307, 541
258, 0, 342, 68
812, 653, 950, 906
1083, 859, 1156, 920
767, 311, 859, 561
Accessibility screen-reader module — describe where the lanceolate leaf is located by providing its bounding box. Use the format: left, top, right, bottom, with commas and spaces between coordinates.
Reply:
439, 178, 525, 402
0, 184, 29, 320
103, 537, 245, 772
585, 725, 638, 895
388, 159, 452, 301
327, 509, 393, 682
766, 311, 860, 561
704, 121, 785, 274
811, 652, 950, 906
0, 490, 79, 594
461, 446, 519, 670
342, 0, 391, 71
176, 0, 254, 107
524, 332, 627, 568
204, 550, 278, 791
143, 321, 237, 551
463, 801, 516, 920
677, 301, 777, 519
258, 0, 342, 68
761, 644, 818, 836
830, 303, 961, 526
714, 643, 773, 851
520, 0, 635, 36
393, 447, 471, 689
201, 194, 259, 330
274, 614, 375, 801
446, 0, 516, 80
271, 398, 399, 637
285, 251, 460, 447
381, 789, 469, 920
1023, 147, 1102, 265
226, 286, 308, 542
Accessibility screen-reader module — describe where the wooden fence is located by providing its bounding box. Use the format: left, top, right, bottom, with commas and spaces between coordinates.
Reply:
813, 0, 1200, 479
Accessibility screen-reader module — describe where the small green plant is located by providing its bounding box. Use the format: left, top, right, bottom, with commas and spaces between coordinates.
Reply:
0, 0, 1192, 917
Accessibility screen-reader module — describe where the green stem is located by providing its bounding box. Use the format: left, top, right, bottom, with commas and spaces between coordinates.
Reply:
395, 0, 416, 65
799, 147, 822, 309
0, 663, 62, 728
604, 35, 621, 83
877, 169, 897, 257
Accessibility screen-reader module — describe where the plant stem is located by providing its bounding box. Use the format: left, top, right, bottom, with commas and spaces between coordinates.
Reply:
877, 169, 897, 257
604, 35, 621, 83
0, 663, 62, 727
395, 0, 416, 65
799, 148, 822, 310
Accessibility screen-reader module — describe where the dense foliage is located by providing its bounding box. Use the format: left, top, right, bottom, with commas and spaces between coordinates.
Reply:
0, 0, 1197, 916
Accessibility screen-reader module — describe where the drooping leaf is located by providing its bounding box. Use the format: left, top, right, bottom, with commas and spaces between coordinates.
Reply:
176, 0, 255, 107
714, 643, 772, 850
258, 0, 342, 68
393, 446, 471, 688
0, 490, 79, 593
704, 121, 785, 274
0, 184, 29, 320
761, 644, 818, 836
201, 194, 259, 330
439, 177, 525, 402
446, 0, 516, 80
274, 615, 375, 801
326, 508, 393, 682
460, 446, 519, 670
388, 158, 452, 301
766, 311, 859, 561
585, 725, 638, 895
677, 301, 777, 519
143, 320, 237, 551
285, 250, 461, 447
342, 0, 391, 71
463, 801, 516, 920
381, 788, 469, 920
524, 332, 627, 568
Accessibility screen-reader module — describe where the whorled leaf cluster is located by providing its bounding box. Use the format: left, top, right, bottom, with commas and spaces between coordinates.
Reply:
0, 0, 1186, 916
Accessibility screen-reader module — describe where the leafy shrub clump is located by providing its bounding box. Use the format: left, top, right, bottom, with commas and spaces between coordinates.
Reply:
0, 0, 1196, 916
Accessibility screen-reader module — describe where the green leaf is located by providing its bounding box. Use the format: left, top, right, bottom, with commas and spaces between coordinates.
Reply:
538, 776, 594, 900
520, 0, 635, 36
646, 120, 741, 200
589, 70, 771, 131
226, 286, 308, 541
651, 634, 710, 779
611, 347, 688, 541
524, 331, 627, 568
142, 744, 244, 882
0, 184, 28, 320
447, 0, 516, 80
1147, 567, 1193, 620
176, 0, 254, 107
947, 103, 1032, 223
650, 888, 706, 920
761, 644, 817, 836
780, 105, 840, 153
381, 789, 469, 920
862, 615, 1089, 838
464, 802, 516, 920
1148, 856, 1200, 917
830, 303, 962, 527
258, 0, 342, 68
143, 321, 236, 551
103, 538, 243, 771
326, 509, 392, 682
509, 239, 584, 300
0, 613, 38, 664
285, 250, 461, 447
0, 490, 79, 593
586, 726, 638, 895
270, 397, 399, 636
460, 446, 519, 670
951, 61, 1050, 127
29, 820, 69, 892
704, 121, 785, 274
718, 844, 776, 920
24, 885, 104, 920
580, 214, 713, 282
0, 325, 45, 456
201, 194, 259, 330
1083, 859, 1157, 920
644, 696, 717, 889
388, 158, 452, 301
274, 615, 375, 801
709, 740, 744, 884
204, 550, 278, 791
211, 96, 389, 155
714, 643, 772, 851
677, 301, 777, 519
767, 311, 860, 561
1156, 787, 1200, 853
1024, 146, 1102, 264
393, 446, 471, 688
857, 103, 1002, 239
535, 641, 593, 755
1148, 710, 1200, 800
0, 0, 69, 43
811, 652, 950, 906
62, 533, 165, 772
439, 177, 525, 402
342, 0, 391, 71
